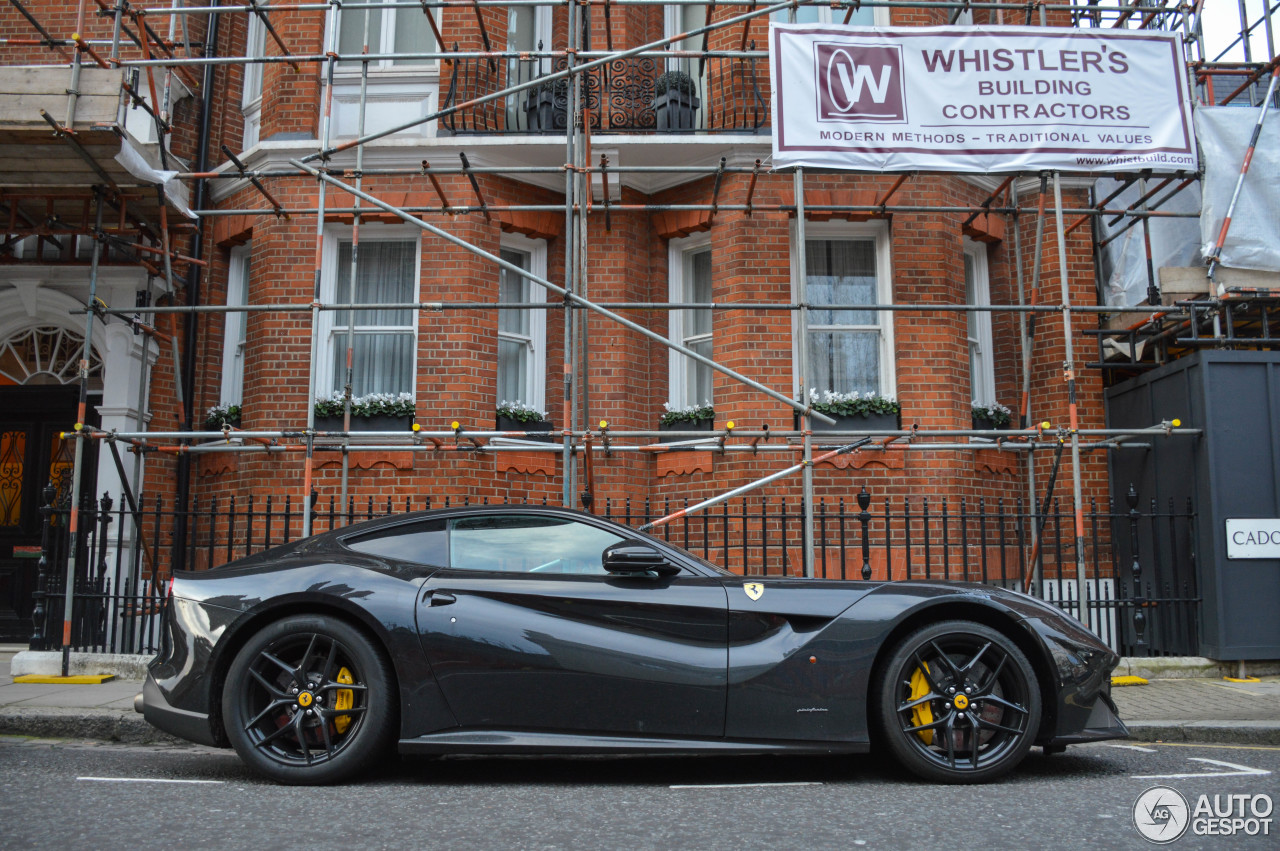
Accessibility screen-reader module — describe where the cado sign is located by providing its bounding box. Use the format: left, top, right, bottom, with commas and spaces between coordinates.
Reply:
1225, 518, 1280, 559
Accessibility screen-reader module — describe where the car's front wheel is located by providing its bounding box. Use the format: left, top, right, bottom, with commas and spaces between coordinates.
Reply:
876, 619, 1041, 783
222, 614, 396, 784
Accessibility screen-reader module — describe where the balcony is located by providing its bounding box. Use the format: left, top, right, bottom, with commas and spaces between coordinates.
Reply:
441, 53, 768, 135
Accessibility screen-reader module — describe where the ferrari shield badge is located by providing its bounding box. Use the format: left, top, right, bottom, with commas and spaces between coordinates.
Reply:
743, 582, 764, 601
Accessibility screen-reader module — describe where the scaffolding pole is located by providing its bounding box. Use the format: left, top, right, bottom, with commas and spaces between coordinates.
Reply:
59, 192, 104, 676
794, 167, 815, 579
1053, 171, 1090, 620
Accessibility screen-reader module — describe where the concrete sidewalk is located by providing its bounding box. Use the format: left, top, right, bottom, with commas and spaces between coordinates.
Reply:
0, 648, 163, 743
2, 647, 1279, 746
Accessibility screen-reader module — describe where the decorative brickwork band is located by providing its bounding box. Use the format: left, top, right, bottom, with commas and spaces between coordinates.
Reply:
316, 452, 413, 471
962, 212, 1005, 243
656, 451, 713, 478
974, 449, 1016, 476
816, 446, 907, 471
213, 215, 253, 246
493, 211, 562, 241
652, 210, 713, 239
496, 451, 556, 477
797, 189, 886, 222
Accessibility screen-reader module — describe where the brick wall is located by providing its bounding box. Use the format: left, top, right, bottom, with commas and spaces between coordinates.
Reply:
2, 1, 1117, 574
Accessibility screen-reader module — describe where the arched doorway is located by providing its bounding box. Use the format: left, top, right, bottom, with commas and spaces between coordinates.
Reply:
0, 324, 103, 642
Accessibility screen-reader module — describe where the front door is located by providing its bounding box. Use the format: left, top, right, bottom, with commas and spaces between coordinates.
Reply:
0, 386, 92, 642
417, 512, 729, 738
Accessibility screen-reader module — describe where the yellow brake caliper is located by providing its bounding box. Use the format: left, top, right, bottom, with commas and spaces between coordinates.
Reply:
333, 667, 354, 734
908, 662, 934, 745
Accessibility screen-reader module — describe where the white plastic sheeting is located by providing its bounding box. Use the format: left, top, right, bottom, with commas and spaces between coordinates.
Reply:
1197, 106, 1280, 272
1095, 177, 1203, 308
114, 140, 194, 220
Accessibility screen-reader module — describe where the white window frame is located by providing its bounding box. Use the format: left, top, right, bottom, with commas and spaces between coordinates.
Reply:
508, 4, 553, 54
326, 4, 439, 138
505, 4, 553, 130
331, 3, 438, 71
790, 220, 896, 400
667, 232, 713, 409
241, 8, 267, 149
497, 233, 548, 414
220, 243, 251, 406
664, 4, 707, 50
315, 225, 421, 399
964, 238, 996, 406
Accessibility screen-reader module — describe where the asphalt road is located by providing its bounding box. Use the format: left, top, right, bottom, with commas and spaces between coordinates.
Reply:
1, 738, 1277, 850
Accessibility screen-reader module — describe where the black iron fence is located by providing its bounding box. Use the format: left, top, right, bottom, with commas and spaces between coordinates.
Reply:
29, 485, 1197, 658
441, 51, 768, 134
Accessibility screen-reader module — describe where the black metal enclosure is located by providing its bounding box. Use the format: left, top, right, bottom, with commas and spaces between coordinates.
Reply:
1106, 350, 1280, 660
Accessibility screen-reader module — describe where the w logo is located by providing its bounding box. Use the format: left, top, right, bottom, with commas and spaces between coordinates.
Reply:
814, 43, 907, 123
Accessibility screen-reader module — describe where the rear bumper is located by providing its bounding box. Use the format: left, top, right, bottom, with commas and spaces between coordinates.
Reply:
1049, 691, 1130, 745
140, 674, 219, 748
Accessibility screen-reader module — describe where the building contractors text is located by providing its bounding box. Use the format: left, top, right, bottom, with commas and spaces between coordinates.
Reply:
771, 25, 1196, 173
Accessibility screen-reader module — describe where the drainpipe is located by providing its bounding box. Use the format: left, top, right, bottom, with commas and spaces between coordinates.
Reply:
173, 1, 221, 570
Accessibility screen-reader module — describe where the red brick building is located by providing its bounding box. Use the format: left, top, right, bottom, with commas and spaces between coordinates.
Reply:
2, 0, 1132, 619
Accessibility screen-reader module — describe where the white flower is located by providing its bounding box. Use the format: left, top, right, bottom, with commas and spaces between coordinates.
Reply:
498, 400, 547, 419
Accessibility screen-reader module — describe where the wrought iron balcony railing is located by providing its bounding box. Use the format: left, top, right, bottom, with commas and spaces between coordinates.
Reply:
441, 53, 768, 135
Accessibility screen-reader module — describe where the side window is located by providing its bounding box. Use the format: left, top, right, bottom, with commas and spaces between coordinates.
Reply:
345, 520, 447, 564
449, 515, 625, 575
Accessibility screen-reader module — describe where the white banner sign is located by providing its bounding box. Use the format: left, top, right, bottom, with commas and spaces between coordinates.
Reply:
770, 25, 1196, 173
1226, 519, 1280, 560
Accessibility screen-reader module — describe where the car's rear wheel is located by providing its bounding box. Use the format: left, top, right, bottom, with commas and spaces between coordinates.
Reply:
222, 614, 396, 784
875, 620, 1040, 783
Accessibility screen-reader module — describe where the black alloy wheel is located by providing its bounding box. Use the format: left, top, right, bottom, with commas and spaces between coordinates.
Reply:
876, 620, 1041, 783
222, 614, 396, 784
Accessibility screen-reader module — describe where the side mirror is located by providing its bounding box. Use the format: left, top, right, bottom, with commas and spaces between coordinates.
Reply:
602, 541, 680, 577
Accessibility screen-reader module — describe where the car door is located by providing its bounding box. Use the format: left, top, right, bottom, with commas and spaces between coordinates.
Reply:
416, 512, 728, 738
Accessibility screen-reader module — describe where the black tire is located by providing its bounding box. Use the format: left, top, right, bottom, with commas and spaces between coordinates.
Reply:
222, 614, 396, 785
874, 619, 1041, 784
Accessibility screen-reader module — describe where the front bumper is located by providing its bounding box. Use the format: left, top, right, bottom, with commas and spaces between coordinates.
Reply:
1049, 690, 1129, 745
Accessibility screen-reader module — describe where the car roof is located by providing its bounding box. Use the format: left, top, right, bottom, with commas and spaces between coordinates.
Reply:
325, 503, 627, 541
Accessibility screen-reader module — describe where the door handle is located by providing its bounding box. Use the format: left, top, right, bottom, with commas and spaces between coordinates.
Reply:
426, 591, 456, 607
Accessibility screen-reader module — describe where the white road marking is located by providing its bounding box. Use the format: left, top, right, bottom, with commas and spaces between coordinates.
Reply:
1205, 681, 1266, 697
77, 776, 225, 785
1106, 744, 1158, 753
669, 781, 824, 790
1132, 757, 1272, 780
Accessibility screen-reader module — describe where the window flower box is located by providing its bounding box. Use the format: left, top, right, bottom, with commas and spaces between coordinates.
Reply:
203, 403, 241, 431
313, 392, 415, 434
658, 419, 714, 443
315, 414, 413, 433
971, 402, 1012, 433
803, 411, 902, 434
496, 415, 555, 442
800, 389, 902, 437
659, 401, 714, 443
496, 401, 554, 442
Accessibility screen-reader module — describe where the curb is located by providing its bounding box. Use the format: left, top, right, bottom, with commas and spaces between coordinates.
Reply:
1116, 657, 1280, 680
0, 707, 183, 745
10, 651, 152, 680
1125, 720, 1280, 747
